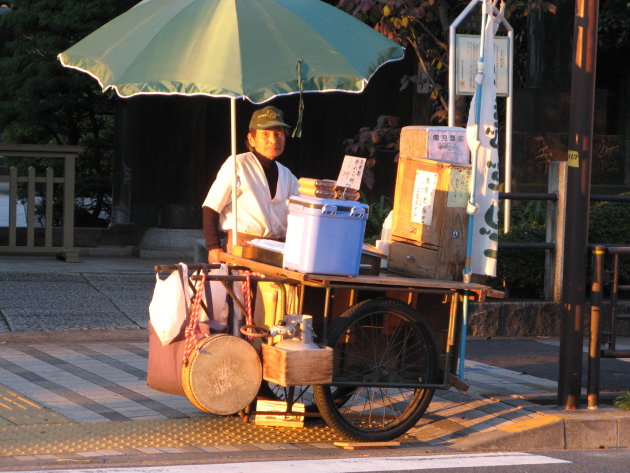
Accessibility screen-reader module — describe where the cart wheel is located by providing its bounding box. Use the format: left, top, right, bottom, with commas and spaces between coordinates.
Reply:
313, 298, 437, 441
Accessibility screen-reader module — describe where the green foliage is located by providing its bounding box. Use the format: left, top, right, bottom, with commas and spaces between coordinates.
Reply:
362, 194, 393, 245
342, 115, 401, 193
491, 193, 630, 298
343, 115, 401, 160
336, 0, 451, 123
509, 200, 547, 226
335, 1, 566, 119
491, 222, 547, 299
599, 0, 630, 52
613, 391, 630, 410
0, 0, 118, 226
589, 195, 630, 245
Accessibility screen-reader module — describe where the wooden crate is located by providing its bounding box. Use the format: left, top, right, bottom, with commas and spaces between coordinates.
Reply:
262, 344, 333, 386
388, 240, 467, 281
390, 126, 471, 281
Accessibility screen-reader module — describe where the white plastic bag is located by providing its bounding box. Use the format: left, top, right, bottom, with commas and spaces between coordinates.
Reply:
149, 264, 188, 346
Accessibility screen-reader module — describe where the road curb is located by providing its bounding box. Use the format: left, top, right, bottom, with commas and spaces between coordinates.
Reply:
452, 406, 630, 451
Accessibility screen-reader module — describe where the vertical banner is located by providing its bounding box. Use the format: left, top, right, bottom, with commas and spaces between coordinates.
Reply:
466, 3, 502, 277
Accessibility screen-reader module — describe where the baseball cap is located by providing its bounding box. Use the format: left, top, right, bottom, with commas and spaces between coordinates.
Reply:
249, 106, 291, 130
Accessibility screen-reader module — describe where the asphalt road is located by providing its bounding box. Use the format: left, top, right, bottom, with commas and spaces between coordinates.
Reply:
466, 337, 630, 393
7, 449, 630, 473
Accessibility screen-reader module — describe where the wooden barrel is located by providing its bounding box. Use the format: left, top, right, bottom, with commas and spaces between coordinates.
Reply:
182, 334, 262, 415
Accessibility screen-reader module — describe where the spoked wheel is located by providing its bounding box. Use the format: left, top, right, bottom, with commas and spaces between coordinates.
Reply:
313, 298, 438, 441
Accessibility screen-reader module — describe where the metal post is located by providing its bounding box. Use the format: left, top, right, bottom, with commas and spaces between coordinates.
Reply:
27, 166, 36, 248
459, 292, 469, 380
609, 254, 620, 351
503, 28, 514, 233
231, 97, 238, 249
558, 0, 600, 409
587, 245, 603, 409
448, 0, 480, 128
63, 153, 76, 249
545, 161, 567, 301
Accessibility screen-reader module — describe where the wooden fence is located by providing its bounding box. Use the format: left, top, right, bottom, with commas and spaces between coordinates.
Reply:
0, 144, 81, 262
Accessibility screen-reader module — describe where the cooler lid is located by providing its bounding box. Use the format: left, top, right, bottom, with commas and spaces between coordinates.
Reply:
288, 195, 368, 213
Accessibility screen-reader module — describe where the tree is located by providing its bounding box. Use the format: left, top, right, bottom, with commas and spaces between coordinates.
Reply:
336, 0, 454, 124
334, 0, 572, 123
0, 0, 118, 225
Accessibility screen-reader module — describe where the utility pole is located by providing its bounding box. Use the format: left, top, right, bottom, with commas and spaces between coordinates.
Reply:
558, 0, 600, 409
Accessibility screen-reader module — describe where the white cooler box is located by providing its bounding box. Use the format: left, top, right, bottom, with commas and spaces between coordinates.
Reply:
283, 196, 368, 276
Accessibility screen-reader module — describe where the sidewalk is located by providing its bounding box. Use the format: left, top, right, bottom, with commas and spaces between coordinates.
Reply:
0, 254, 628, 469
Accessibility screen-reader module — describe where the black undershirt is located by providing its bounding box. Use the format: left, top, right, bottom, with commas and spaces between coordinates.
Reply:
203, 153, 278, 250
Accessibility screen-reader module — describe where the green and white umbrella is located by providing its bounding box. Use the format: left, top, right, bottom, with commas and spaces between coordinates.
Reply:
58, 0, 404, 244
58, 0, 403, 103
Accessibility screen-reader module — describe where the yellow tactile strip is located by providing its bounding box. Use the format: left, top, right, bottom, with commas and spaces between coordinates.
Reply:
0, 385, 73, 427
0, 416, 366, 456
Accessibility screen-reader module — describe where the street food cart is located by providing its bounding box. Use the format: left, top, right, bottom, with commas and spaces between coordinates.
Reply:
151, 256, 501, 442
149, 125, 502, 442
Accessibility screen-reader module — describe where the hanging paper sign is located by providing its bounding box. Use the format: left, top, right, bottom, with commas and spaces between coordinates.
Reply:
336, 155, 366, 190
410, 170, 437, 225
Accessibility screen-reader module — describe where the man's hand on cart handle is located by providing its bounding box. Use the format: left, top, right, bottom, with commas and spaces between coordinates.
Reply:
208, 248, 223, 264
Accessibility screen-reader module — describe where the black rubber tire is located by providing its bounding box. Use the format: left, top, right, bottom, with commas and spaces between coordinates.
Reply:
313, 298, 437, 441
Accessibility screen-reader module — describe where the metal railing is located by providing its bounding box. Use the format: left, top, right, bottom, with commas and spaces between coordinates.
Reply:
587, 245, 630, 408
0, 144, 81, 261
498, 160, 630, 301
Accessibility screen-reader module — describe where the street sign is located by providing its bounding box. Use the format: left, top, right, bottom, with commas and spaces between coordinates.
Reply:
455, 34, 510, 96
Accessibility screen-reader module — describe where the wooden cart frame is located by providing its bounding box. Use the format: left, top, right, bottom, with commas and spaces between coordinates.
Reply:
154, 256, 501, 441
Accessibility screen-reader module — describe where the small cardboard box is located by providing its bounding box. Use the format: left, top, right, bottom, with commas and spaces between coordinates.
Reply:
262, 343, 333, 386
399, 126, 468, 164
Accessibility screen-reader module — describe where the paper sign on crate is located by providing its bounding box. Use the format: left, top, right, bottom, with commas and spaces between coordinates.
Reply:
410, 170, 438, 226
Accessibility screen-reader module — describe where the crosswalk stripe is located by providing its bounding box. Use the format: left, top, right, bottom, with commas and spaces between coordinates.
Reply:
15, 452, 570, 473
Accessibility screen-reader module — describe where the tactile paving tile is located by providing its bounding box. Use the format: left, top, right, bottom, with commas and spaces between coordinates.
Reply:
0, 416, 355, 456
0, 385, 73, 426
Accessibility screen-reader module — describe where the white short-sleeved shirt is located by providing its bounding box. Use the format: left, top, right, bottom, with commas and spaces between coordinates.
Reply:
202, 152, 299, 238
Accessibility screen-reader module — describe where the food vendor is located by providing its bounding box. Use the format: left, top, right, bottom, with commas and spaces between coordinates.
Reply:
202, 106, 300, 264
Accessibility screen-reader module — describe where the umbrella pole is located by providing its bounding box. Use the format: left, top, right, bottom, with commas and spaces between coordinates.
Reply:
231, 97, 238, 249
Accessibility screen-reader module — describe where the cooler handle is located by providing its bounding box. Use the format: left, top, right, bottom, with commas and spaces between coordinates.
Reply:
321, 204, 337, 216
350, 206, 366, 218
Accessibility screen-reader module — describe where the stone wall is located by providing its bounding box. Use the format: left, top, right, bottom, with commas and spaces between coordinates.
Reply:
469, 300, 630, 337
